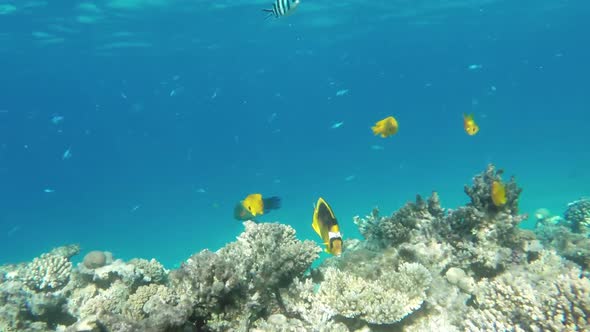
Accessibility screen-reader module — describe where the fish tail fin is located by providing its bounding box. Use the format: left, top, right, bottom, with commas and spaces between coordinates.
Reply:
263, 196, 281, 211
371, 125, 379, 135
262, 9, 274, 20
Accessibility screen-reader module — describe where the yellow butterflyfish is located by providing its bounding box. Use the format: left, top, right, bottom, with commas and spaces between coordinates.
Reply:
463, 113, 480, 136
371, 116, 398, 138
491, 181, 507, 207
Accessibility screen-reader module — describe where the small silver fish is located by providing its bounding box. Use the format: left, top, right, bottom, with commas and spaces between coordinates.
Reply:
331, 121, 344, 129
336, 89, 349, 96
51, 115, 64, 124
62, 148, 72, 160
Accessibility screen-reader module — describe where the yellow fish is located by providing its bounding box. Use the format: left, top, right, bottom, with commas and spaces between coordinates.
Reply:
371, 116, 398, 138
312, 197, 342, 256
234, 194, 281, 221
491, 181, 507, 207
463, 113, 480, 136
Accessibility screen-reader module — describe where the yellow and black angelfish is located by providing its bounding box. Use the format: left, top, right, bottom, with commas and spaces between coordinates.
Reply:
234, 194, 282, 221
312, 197, 342, 256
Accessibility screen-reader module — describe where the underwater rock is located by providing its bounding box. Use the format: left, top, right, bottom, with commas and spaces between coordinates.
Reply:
82, 251, 107, 269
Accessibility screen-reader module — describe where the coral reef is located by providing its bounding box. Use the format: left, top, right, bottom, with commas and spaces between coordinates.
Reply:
1, 164, 589, 331
564, 198, 590, 235
168, 221, 321, 330
464, 163, 522, 215
0, 222, 320, 331
535, 199, 590, 270
318, 262, 431, 324
464, 250, 590, 331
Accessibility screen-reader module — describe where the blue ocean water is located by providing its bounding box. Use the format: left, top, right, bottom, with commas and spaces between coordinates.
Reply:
0, 0, 588, 268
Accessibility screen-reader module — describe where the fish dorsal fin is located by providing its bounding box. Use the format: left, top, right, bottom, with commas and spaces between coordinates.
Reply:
312, 202, 322, 237
313, 197, 337, 238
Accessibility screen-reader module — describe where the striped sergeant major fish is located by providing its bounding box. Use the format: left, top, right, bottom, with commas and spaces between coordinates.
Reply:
262, 0, 300, 19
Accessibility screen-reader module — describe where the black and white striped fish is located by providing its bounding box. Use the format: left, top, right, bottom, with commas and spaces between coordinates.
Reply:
262, 0, 300, 19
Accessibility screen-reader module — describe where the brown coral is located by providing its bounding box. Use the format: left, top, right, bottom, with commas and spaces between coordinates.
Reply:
464, 163, 522, 215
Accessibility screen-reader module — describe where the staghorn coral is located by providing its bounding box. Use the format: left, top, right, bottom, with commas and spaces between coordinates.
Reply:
464, 163, 522, 215
169, 221, 321, 330
318, 262, 432, 325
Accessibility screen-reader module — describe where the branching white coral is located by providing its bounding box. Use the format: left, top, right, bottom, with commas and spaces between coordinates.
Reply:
318, 262, 432, 324
22, 253, 72, 292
